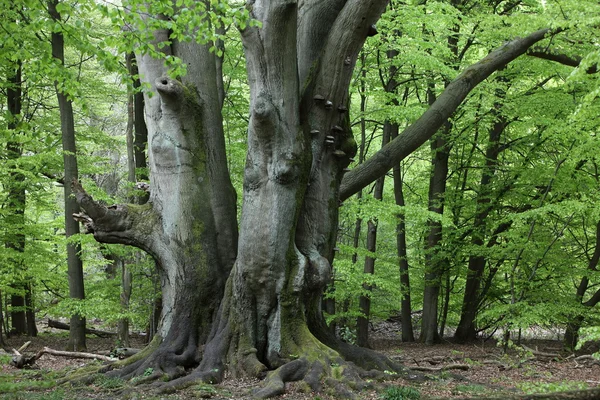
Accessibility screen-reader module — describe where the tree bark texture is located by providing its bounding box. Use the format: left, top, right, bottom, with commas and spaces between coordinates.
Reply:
393, 160, 415, 342
194, 2, 390, 387
421, 122, 450, 345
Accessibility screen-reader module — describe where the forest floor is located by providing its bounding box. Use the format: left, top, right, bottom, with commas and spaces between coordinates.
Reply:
1, 319, 600, 399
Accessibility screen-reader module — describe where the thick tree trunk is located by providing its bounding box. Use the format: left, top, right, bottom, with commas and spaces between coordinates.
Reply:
180, 1, 397, 395
73, 3, 237, 378
74, 2, 564, 396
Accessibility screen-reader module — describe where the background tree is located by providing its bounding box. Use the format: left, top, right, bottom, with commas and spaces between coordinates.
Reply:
49, 0, 87, 351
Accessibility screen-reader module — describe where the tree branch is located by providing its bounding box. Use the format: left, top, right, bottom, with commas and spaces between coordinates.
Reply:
527, 47, 597, 73
71, 179, 159, 254
307, 0, 388, 103
340, 28, 555, 200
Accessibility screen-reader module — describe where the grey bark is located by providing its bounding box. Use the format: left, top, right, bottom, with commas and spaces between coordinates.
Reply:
421, 120, 450, 345
393, 155, 415, 342
72, 1, 563, 394
49, 0, 86, 351
192, 0, 391, 384
118, 263, 132, 347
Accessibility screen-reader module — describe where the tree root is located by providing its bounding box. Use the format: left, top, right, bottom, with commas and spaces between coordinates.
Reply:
105, 341, 197, 382
251, 355, 384, 399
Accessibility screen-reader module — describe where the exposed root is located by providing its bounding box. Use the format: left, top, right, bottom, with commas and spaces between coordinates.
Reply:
251, 355, 379, 399
107, 345, 195, 382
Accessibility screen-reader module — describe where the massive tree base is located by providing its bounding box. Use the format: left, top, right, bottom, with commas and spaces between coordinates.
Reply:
95, 331, 416, 399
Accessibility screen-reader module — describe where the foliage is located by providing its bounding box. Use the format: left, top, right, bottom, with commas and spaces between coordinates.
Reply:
380, 385, 421, 400
331, 0, 600, 343
517, 381, 589, 394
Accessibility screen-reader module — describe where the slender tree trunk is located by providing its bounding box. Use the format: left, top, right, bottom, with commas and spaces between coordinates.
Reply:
118, 262, 132, 347
25, 284, 37, 336
455, 79, 507, 343
564, 316, 583, 350
392, 160, 415, 342
0, 291, 5, 345
356, 220, 377, 348
6, 58, 34, 336
343, 53, 366, 336
564, 221, 600, 349
420, 83, 451, 344
356, 51, 390, 347
114, 52, 137, 348
130, 51, 150, 198
383, 45, 415, 342
49, 0, 86, 351
438, 271, 451, 338
357, 121, 390, 347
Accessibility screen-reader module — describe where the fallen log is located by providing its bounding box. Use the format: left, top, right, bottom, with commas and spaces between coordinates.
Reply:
521, 344, 561, 359
11, 346, 116, 368
410, 363, 470, 372
48, 319, 116, 338
35, 347, 115, 362
573, 354, 600, 366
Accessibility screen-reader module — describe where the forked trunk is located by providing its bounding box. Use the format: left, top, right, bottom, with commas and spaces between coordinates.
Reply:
72, 0, 559, 395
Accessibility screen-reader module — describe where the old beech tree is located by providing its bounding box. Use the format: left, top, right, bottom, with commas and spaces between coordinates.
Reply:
72, 0, 563, 396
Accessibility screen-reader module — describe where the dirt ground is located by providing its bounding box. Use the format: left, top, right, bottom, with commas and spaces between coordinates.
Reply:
2, 319, 600, 399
